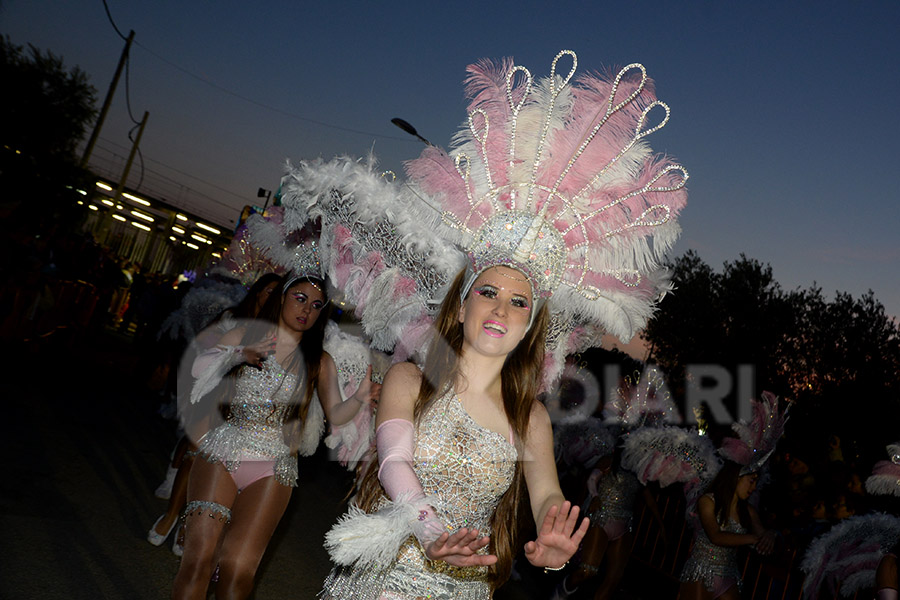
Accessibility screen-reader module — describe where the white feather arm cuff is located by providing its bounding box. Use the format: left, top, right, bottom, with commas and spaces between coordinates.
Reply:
324, 493, 440, 568
190, 345, 244, 404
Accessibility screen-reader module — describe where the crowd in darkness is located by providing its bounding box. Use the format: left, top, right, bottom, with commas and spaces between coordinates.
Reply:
0, 222, 190, 344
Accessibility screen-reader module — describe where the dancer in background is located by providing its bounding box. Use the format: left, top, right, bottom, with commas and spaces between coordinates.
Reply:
147, 272, 281, 555
172, 269, 379, 600
679, 461, 776, 600
621, 392, 787, 600
552, 367, 674, 600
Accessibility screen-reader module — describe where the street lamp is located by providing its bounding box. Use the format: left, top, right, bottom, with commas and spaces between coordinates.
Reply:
257, 187, 272, 213
391, 118, 433, 146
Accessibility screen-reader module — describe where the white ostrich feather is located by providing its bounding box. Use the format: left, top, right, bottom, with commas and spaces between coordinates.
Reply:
325, 493, 440, 567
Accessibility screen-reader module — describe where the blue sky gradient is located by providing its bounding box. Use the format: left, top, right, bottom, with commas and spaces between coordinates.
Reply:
4, 1, 898, 318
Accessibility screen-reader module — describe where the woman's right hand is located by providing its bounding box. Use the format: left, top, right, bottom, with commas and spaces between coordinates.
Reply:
425, 528, 497, 567
242, 337, 276, 367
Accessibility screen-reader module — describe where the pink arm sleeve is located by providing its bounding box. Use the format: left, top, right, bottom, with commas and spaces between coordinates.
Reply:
376, 418, 446, 546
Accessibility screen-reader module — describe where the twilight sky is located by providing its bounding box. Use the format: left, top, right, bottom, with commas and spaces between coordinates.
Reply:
4, 1, 899, 320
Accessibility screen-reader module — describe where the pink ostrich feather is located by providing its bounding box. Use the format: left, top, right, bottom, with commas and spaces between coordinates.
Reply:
545, 71, 652, 198
346, 251, 385, 311
462, 57, 515, 191
405, 147, 472, 223
720, 391, 787, 468
393, 315, 433, 364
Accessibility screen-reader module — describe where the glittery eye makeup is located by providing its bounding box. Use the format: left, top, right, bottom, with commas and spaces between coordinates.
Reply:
473, 284, 530, 309
291, 292, 324, 310
473, 285, 498, 299
511, 296, 531, 310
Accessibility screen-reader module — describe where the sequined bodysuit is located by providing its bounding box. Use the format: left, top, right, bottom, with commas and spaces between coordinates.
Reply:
197, 357, 300, 486
322, 388, 519, 600
587, 470, 642, 530
680, 495, 745, 595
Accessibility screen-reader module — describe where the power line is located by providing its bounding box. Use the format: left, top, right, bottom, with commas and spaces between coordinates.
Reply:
101, 0, 127, 41
131, 40, 416, 143
96, 136, 249, 202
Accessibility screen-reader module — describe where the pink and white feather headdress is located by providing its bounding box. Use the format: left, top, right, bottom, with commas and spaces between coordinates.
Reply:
865, 442, 900, 497
278, 50, 688, 385
603, 365, 680, 429
718, 391, 789, 476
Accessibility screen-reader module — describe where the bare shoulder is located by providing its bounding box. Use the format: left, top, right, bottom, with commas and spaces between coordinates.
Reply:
377, 362, 423, 424
383, 361, 423, 389
320, 350, 336, 370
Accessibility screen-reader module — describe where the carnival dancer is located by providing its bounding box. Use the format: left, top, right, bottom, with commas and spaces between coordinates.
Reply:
148, 272, 281, 556
274, 49, 688, 599
622, 391, 786, 599
171, 266, 380, 600
679, 461, 776, 600
679, 392, 784, 600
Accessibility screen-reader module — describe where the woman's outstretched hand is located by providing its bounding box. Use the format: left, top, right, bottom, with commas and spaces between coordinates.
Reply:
524, 501, 588, 569
425, 528, 498, 568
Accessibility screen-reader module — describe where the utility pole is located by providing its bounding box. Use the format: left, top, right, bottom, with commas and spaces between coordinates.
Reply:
114, 111, 149, 202
81, 30, 135, 168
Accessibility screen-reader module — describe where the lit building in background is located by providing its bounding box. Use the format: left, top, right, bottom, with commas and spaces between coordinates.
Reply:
79, 178, 233, 275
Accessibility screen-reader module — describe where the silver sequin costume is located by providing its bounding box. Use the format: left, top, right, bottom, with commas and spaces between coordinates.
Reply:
321, 388, 518, 600
197, 356, 302, 487
586, 470, 642, 530
680, 495, 745, 593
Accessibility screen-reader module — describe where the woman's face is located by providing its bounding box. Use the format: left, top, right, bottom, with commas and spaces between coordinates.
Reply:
736, 473, 759, 500
280, 281, 326, 334
254, 281, 278, 315
458, 266, 533, 359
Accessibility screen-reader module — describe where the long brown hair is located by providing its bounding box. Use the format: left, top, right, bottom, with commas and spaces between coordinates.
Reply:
706, 460, 753, 531
355, 267, 550, 588
234, 274, 330, 426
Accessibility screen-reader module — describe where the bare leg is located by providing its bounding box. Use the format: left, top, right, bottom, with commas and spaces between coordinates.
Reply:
717, 585, 740, 600
593, 532, 632, 600
679, 581, 711, 600
878, 554, 898, 598
214, 475, 292, 600
171, 459, 237, 600
152, 441, 196, 537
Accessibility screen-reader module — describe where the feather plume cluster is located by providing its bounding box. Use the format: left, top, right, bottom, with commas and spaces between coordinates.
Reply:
718, 391, 788, 473
275, 51, 687, 388
621, 426, 721, 502
800, 513, 900, 598
602, 366, 680, 428
865, 443, 900, 497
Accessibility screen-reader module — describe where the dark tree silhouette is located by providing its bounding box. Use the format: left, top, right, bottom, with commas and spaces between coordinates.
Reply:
643, 251, 900, 463
0, 35, 97, 212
